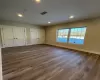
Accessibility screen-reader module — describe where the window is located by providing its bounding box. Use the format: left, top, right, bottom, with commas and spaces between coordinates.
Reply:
69, 27, 86, 44
56, 27, 87, 44
57, 29, 69, 42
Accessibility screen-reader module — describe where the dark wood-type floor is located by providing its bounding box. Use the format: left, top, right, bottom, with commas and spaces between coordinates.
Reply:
2, 45, 100, 80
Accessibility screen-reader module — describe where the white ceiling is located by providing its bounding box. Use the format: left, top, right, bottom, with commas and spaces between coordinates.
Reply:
0, 0, 100, 26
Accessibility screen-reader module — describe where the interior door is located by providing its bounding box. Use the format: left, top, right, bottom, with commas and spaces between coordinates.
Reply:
30, 28, 38, 45
1, 27, 14, 48
13, 27, 26, 46
37, 29, 45, 44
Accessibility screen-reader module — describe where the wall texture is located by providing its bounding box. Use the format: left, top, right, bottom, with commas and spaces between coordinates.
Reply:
0, 20, 44, 46
45, 18, 100, 54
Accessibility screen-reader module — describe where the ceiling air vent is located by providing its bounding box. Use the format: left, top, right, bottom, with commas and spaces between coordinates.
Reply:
40, 11, 48, 15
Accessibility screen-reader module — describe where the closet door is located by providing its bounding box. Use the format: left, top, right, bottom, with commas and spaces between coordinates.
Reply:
1, 27, 14, 48
13, 27, 26, 46
37, 29, 45, 44
30, 28, 38, 45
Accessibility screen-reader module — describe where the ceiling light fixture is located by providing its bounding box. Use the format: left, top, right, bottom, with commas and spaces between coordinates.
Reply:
69, 16, 74, 19
17, 13, 23, 17
35, 0, 41, 3
48, 22, 51, 24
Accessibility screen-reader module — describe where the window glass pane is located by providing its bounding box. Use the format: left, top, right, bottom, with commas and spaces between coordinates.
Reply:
69, 36, 76, 43
57, 29, 69, 43
77, 28, 82, 36
81, 28, 86, 36
69, 27, 86, 44
74, 28, 78, 36
71, 28, 75, 36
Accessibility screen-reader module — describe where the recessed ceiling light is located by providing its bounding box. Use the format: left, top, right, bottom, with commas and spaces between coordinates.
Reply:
17, 13, 23, 17
69, 16, 74, 19
35, 0, 41, 3
48, 22, 51, 24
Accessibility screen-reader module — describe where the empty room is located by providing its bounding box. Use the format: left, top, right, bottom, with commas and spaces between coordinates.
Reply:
0, 0, 100, 80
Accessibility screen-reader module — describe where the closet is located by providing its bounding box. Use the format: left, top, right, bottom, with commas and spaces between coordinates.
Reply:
1, 26, 26, 48
0, 25, 45, 48
30, 28, 45, 45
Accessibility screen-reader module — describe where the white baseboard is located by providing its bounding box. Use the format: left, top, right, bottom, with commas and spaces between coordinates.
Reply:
46, 43, 100, 55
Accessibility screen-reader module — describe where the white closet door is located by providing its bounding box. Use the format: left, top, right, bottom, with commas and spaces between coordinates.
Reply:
37, 29, 45, 44
30, 28, 38, 45
13, 27, 26, 46
1, 27, 14, 48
